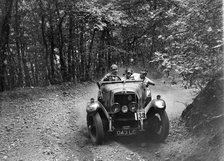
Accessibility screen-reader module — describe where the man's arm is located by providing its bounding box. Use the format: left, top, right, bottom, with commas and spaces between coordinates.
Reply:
132, 73, 141, 80
144, 77, 155, 86
99, 73, 110, 86
100, 73, 110, 82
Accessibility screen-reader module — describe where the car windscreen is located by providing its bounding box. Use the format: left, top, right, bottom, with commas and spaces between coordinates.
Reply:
100, 80, 143, 85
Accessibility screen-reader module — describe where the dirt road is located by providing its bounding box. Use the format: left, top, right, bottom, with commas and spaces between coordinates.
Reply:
0, 81, 197, 161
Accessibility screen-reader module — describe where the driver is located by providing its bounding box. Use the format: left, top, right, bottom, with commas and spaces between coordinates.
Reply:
101, 64, 120, 81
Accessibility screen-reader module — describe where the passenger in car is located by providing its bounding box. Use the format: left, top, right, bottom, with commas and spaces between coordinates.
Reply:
124, 68, 135, 80
125, 69, 155, 86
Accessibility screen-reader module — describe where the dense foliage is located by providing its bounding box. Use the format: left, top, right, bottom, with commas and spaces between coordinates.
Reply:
0, 0, 223, 91
150, 0, 223, 89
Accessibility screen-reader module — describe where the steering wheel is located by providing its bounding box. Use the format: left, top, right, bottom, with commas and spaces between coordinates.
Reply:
103, 75, 122, 81
113, 75, 122, 81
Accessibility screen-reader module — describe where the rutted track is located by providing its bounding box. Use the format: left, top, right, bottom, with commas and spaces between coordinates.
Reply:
0, 81, 196, 161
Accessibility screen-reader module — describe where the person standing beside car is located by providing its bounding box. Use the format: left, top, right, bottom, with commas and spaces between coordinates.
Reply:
132, 71, 155, 105
133, 71, 155, 87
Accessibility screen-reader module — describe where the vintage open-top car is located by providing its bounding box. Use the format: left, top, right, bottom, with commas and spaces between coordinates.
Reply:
86, 76, 169, 145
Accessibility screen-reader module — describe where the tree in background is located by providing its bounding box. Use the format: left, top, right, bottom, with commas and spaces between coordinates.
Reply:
0, 0, 14, 91
0, 0, 222, 91
149, 0, 223, 89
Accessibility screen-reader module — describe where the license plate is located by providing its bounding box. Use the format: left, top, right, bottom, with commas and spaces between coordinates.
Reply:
135, 111, 146, 120
115, 129, 137, 136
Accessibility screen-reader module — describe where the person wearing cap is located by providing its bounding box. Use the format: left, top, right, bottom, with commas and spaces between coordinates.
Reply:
100, 64, 120, 82
124, 68, 135, 80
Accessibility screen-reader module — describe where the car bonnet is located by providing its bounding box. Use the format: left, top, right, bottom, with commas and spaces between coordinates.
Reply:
102, 81, 144, 99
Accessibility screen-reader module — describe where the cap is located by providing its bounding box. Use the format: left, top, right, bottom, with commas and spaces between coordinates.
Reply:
125, 68, 133, 74
111, 64, 118, 70
140, 70, 147, 76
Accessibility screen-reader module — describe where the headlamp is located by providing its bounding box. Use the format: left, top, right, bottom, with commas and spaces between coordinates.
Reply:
129, 102, 138, 112
121, 105, 128, 113
154, 100, 166, 109
111, 103, 120, 113
87, 102, 99, 112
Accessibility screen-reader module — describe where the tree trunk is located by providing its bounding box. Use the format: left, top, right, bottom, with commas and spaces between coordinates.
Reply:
38, 0, 50, 86
30, 61, 36, 86
97, 29, 106, 77
56, 2, 67, 81
67, 14, 73, 81
34, 55, 39, 86
73, 23, 79, 83
86, 29, 96, 80
149, 0, 157, 61
21, 43, 31, 87
8, 51, 16, 89
58, 19, 67, 81
49, 16, 55, 84
15, 0, 24, 87
0, 0, 14, 92
41, 15, 50, 86
79, 23, 85, 81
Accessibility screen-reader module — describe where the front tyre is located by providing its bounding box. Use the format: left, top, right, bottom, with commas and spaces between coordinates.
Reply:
147, 110, 169, 142
87, 113, 104, 145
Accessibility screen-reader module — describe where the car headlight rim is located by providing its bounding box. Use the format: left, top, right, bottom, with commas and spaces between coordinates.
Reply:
111, 102, 120, 113
121, 105, 128, 113
128, 102, 138, 112
87, 102, 99, 112
154, 100, 165, 109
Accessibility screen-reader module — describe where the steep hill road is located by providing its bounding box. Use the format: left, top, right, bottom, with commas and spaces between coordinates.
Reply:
0, 81, 203, 161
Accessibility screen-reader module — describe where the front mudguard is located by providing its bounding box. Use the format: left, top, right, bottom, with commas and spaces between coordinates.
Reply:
144, 98, 166, 114
86, 101, 110, 121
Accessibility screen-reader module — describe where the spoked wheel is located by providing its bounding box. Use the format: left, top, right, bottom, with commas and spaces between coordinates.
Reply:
87, 113, 104, 145
147, 110, 169, 142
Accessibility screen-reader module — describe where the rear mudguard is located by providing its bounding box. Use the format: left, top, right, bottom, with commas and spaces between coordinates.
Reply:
86, 101, 110, 121
144, 98, 166, 114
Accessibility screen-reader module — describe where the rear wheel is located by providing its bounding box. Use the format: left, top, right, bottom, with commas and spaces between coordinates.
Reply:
146, 110, 169, 142
87, 113, 104, 145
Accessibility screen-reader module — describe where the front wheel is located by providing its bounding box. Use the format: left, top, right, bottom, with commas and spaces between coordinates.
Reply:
146, 110, 169, 142
87, 113, 104, 145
